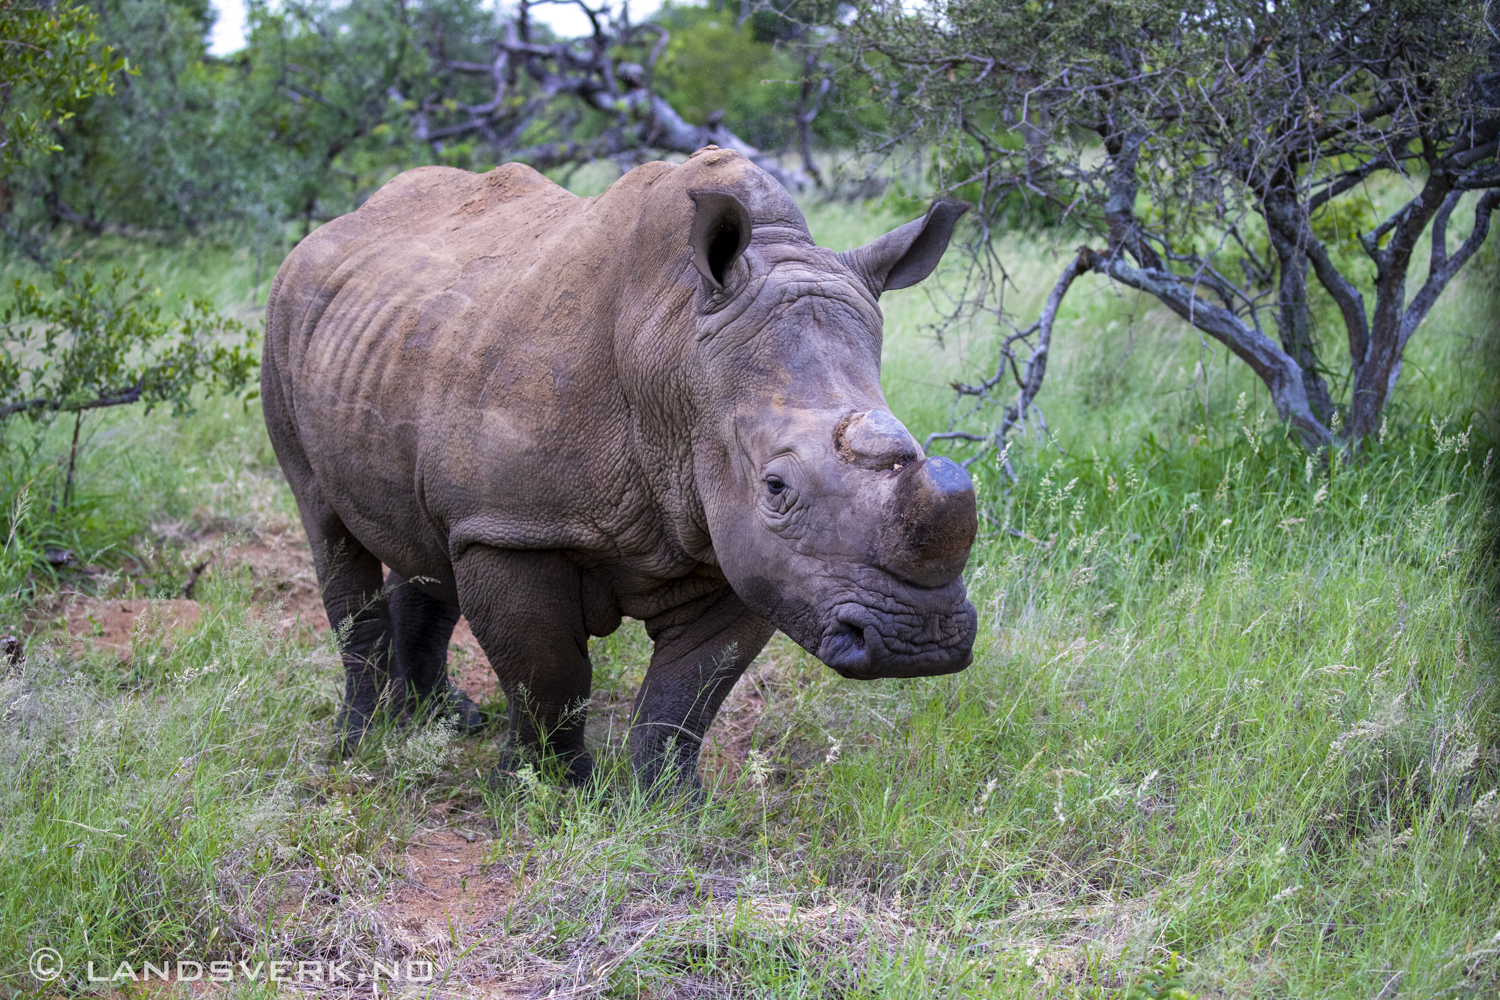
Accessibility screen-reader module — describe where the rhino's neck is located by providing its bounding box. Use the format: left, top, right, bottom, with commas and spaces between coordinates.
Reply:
596, 152, 820, 577
611, 268, 718, 572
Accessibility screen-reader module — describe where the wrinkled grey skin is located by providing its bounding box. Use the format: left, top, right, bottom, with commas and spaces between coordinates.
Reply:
262, 147, 978, 787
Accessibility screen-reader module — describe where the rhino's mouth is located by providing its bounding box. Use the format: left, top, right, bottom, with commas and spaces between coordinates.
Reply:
815, 600, 975, 680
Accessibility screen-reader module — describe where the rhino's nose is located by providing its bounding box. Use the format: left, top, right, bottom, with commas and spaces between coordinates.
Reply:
883, 456, 977, 588
837, 410, 921, 469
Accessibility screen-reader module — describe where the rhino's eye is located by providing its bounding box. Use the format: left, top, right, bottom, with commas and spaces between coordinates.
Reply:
766, 476, 786, 496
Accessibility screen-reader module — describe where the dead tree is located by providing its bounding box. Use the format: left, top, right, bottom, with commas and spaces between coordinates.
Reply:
401, 0, 812, 190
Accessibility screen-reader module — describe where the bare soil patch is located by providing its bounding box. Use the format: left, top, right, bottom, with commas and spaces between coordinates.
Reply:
220, 517, 328, 633
61, 597, 202, 658
381, 829, 517, 943
44, 517, 501, 703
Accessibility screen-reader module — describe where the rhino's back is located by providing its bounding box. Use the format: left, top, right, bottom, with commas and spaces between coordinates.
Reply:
264, 163, 672, 581
266, 162, 581, 392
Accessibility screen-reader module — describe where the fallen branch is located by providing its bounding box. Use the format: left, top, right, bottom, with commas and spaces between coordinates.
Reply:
411, 3, 813, 191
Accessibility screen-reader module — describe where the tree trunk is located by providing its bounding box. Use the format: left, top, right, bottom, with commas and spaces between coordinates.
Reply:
795, 48, 828, 189
1100, 128, 1161, 268
1267, 224, 1335, 424
1346, 172, 1454, 440
1348, 184, 1500, 440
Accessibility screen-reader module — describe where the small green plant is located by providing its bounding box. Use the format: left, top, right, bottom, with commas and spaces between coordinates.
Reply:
383, 713, 462, 781
0, 262, 257, 420
515, 761, 564, 835
0, 262, 257, 504
1125, 953, 1198, 1000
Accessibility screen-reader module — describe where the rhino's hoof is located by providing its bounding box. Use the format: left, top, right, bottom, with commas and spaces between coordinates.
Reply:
648, 772, 708, 807
439, 682, 487, 733
335, 707, 374, 758
492, 747, 595, 788
633, 756, 706, 801
414, 681, 486, 732
562, 752, 595, 787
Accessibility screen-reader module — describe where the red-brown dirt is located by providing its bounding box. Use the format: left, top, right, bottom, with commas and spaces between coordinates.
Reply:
51, 518, 500, 703
62, 598, 203, 657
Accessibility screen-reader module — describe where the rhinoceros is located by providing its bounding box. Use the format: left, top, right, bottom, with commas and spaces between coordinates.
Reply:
262, 146, 978, 787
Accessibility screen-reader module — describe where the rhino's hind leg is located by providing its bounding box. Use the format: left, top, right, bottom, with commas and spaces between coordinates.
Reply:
300, 506, 394, 755
385, 571, 483, 731
455, 547, 594, 784
633, 588, 776, 790
263, 352, 395, 754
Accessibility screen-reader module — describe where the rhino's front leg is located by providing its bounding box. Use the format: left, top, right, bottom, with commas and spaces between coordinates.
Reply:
633, 587, 776, 789
454, 547, 595, 784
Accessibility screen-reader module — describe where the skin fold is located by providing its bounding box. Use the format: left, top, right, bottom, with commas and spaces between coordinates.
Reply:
262, 146, 979, 788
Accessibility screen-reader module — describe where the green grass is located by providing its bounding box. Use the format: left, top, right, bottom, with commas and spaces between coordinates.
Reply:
0, 184, 1495, 997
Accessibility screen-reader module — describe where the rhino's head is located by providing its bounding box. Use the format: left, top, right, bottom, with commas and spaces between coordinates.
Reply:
668, 158, 978, 680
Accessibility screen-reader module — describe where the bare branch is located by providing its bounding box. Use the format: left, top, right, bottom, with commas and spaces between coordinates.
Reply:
1401, 189, 1500, 349
0, 382, 145, 419
415, 9, 812, 191
644, 24, 669, 72
1308, 156, 1393, 210
926, 250, 1090, 475
1087, 249, 1334, 449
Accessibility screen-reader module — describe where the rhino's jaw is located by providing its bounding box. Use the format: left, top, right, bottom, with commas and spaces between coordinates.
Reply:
810, 587, 978, 680
734, 566, 977, 679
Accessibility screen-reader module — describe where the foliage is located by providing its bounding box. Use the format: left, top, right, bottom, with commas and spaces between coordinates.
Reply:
836, 0, 1500, 453
11, 0, 424, 235
4, 0, 838, 237
1126, 953, 1198, 1000
650, 3, 801, 150
0, 263, 256, 422
647, 1, 867, 155
0, 0, 119, 173
20, 0, 244, 232
242, 0, 428, 228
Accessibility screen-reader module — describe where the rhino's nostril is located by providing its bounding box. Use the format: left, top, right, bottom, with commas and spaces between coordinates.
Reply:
819, 622, 871, 677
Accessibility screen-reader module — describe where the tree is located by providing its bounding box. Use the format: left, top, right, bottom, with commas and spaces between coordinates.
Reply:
838, 0, 1500, 457
0, 263, 257, 504
0, 0, 119, 255
0, 0, 116, 171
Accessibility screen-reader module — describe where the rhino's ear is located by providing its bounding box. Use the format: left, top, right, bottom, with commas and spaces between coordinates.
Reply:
688, 190, 752, 288
838, 200, 969, 297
